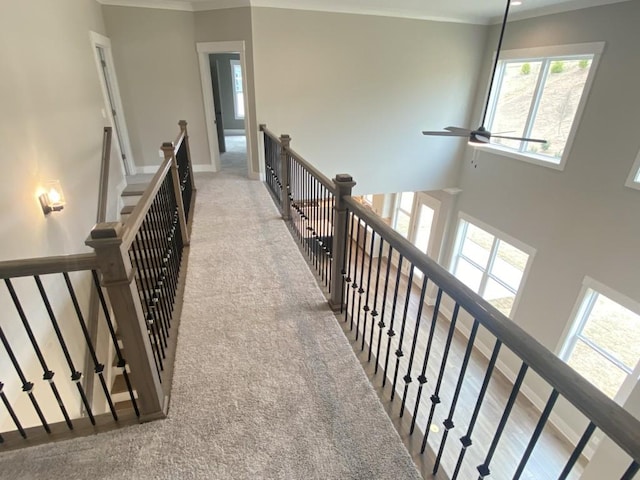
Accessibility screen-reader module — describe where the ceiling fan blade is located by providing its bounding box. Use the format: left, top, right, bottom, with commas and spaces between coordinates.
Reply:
445, 126, 471, 134
422, 131, 467, 137
491, 134, 548, 144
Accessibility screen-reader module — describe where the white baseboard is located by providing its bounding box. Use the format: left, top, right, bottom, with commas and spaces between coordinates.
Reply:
193, 164, 216, 173
249, 170, 263, 181
137, 165, 160, 174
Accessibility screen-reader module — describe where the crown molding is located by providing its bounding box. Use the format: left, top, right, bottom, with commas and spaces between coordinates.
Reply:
490, 0, 630, 23
98, 0, 194, 11
191, 0, 250, 11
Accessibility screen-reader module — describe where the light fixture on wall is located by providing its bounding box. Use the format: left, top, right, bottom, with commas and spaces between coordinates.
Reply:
39, 180, 66, 215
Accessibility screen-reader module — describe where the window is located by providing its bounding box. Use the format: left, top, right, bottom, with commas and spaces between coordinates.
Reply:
450, 215, 533, 317
230, 59, 244, 119
560, 278, 640, 401
485, 43, 604, 169
393, 192, 414, 238
625, 148, 640, 190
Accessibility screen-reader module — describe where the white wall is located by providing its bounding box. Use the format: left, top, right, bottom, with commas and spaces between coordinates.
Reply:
251, 8, 488, 195
102, 6, 210, 170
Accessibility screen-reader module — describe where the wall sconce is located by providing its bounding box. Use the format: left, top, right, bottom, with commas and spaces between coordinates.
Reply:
39, 180, 66, 215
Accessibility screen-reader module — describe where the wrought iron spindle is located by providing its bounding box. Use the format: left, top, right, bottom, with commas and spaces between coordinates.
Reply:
62, 272, 118, 421
382, 255, 404, 387
390, 265, 415, 401
368, 237, 385, 362
5, 278, 73, 429
361, 228, 376, 352
558, 422, 596, 480
476, 363, 529, 479
0, 381, 26, 438
354, 219, 368, 339
0, 323, 50, 433
375, 244, 394, 375
411, 288, 443, 434
452, 340, 503, 479
349, 217, 363, 332
343, 211, 356, 322
92, 270, 139, 417
433, 319, 481, 475
400, 274, 428, 417
512, 389, 560, 479
34, 275, 95, 425
153, 186, 174, 334
421, 303, 460, 453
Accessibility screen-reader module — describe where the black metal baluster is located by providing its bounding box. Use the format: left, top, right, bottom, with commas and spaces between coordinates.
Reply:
452, 340, 502, 479
375, 244, 394, 375
421, 302, 460, 453
411, 288, 443, 435
343, 210, 356, 320
382, 255, 404, 387
329, 193, 335, 293
0, 324, 50, 433
368, 237, 385, 363
92, 271, 139, 417
0, 382, 26, 438
512, 389, 560, 479
349, 216, 363, 331
149, 191, 171, 339
558, 422, 596, 480
477, 363, 529, 479
622, 461, 639, 480
63, 272, 118, 421
391, 265, 415, 401
434, 319, 481, 475
34, 275, 95, 425
361, 229, 376, 352
354, 219, 368, 339
5, 278, 73, 429
132, 235, 164, 373
400, 274, 428, 417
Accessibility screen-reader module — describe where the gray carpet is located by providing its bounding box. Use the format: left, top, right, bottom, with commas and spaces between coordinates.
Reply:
0, 168, 421, 479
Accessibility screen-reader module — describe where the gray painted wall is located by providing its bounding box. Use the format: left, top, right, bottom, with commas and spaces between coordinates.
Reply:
210, 53, 244, 131
251, 7, 488, 194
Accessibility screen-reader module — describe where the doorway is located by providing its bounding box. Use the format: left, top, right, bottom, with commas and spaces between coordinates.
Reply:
90, 32, 136, 176
196, 41, 255, 178
209, 53, 247, 175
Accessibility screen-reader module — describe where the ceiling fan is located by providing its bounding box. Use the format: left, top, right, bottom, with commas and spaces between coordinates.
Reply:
422, 0, 547, 146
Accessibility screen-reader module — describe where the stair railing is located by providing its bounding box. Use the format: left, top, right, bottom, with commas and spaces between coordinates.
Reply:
259, 123, 640, 479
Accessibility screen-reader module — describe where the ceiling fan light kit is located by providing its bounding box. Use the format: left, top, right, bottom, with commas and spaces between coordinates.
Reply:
422, 0, 547, 148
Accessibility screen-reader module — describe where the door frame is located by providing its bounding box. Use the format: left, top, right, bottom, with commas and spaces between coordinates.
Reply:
196, 41, 255, 177
89, 31, 136, 176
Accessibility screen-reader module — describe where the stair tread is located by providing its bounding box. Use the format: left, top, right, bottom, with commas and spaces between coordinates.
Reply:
112, 372, 136, 395
121, 183, 148, 196
121, 204, 136, 215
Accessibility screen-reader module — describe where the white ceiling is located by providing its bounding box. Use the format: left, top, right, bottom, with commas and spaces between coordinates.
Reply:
98, 0, 630, 24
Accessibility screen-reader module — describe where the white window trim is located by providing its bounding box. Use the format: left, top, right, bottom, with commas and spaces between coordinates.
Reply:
449, 212, 536, 319
624, 148, 640, 190
480, 42, 606, 171
230, 59, 244, 120
558, 276, 640, 404
415, 192, 441, 259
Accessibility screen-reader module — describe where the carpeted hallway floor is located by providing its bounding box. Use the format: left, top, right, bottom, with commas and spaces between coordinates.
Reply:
0, 153, 421, 479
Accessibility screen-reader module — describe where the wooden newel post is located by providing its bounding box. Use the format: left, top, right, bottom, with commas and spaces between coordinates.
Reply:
279, 134, 291, 219
178, 120, 196, 192
162, 142, 190, 247
329, 174, 356, 311
86, 223, 167, 421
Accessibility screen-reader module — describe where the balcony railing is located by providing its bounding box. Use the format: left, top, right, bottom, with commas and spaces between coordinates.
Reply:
0, 121, 194, 450
260, 124, 640, 479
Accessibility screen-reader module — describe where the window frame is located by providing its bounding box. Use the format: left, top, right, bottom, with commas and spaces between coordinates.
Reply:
558, 276, 640, 404
625, 148, 640, 191
230, 59, 244, 120
449, 213, 535, 319
481, 42, 605, 171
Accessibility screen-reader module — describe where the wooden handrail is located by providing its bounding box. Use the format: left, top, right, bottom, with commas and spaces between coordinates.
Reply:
260, 124, 282, 145
97, 127, 112, 223
0, 253, 98, 279
343, 195, 640, 463
121, 157, 173, 249
286, 147, 336, 194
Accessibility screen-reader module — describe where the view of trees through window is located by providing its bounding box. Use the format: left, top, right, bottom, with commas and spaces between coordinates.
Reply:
489, 56, 593, 162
